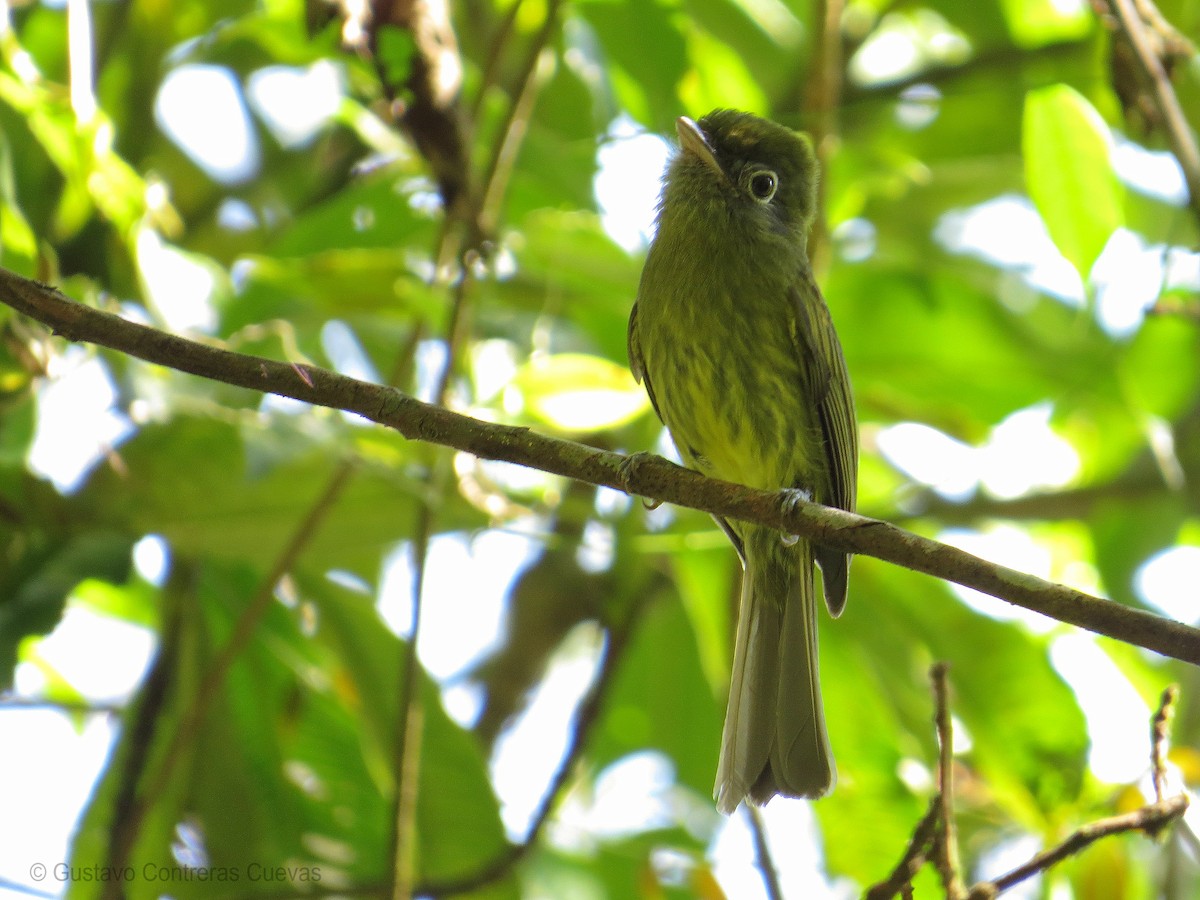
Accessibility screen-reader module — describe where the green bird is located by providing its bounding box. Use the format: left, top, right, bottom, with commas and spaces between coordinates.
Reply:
628, 110, 858, 814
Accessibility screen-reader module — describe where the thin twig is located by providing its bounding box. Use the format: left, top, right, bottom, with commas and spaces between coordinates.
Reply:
417, 611, 643, 897
391, 277, 474, 900
977, 795, 1189, 895
220, 617, 638, 900
746, 806, 784, 900
1151, 684, 1178, 804
863, 798, 940, 900
931, 663, 966, 900
468, 0, 525, 121
100, 592, 183, 900
965, 687, 1191, 897
475, 0, 564, 238
389, 500, 431, 900
389, 1, 564, 883
1105, 0, 1200, 230
389, 314, 461, 899
801, 0, 844, 272
5, 270, 1200, 665
867, 675, 1191, 900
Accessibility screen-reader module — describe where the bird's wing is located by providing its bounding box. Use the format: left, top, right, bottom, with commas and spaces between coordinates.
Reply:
789, 272, 857, 515
627, 301, 663, 421
790, 272, 857, 615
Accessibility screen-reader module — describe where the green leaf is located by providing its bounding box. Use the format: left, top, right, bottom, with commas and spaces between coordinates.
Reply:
302, 573, 512, 887
574, 0, 689, 133
69, 561, 513, 897
79, 415, 482, 580
0, 523, 134, 690
999, 0, 1092, 48
510, 352, 649, 434
1120, 314, 1200, 422
1023, 84, 1124, 281
679, 24, 768, 118
589, 592, 723, 797
669, 536, 736, 697
0, 198, 38, 272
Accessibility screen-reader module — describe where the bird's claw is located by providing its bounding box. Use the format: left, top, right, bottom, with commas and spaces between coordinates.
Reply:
617, 451, 663, 509
779, 487, 812, 546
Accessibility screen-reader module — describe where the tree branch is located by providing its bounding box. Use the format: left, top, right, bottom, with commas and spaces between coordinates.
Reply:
418, 607, 642, 897
1151, 684, 1179, 803
4, 268, 1200, 666
977, 795, 1189, 896
746, 806, 784, 900
863, 798, 939, 900
1104, 0, 1200, 230
931, 663, 966, 900
867, 669, 1191, 900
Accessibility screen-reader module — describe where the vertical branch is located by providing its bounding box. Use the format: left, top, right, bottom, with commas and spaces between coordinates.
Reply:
803, 0, 845, 271
389, 506, 434, 900
930, 663, 966, 900
388, 272, 472, 900
1151, 684, 1179, 804
746, 806, 784, 900
387, 1, 561, 874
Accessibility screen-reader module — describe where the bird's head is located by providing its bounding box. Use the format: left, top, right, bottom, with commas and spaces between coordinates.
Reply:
661, 109, 819, 247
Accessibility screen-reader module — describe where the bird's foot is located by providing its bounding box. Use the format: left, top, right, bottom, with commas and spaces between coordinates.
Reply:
617, 451, 663, 509
779, 487, 813, 546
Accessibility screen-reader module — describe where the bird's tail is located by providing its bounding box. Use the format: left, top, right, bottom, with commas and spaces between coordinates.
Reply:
714, 527, 833, 815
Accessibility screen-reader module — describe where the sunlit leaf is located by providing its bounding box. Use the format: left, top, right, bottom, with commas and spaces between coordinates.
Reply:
1023, 84, 1124, 281
999, 0, 1092, 48
510, 352, 649, 433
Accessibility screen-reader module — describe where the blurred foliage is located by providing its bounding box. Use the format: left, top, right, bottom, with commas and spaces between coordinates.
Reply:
2, 0, 1200, 897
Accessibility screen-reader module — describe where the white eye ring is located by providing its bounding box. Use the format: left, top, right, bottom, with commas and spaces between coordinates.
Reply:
748, 170, 778, 203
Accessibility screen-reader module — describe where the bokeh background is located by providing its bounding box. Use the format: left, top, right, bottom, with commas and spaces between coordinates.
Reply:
2, 0, 1200, 897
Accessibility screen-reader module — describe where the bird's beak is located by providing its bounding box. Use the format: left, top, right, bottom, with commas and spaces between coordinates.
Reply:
676, 116, 723, 178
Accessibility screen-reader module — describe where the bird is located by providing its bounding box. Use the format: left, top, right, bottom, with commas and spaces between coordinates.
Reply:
627, 109, 858, 814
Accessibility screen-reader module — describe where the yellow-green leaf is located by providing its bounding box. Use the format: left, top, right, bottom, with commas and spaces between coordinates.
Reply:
1023, 84, 1124, 281
509, 353, 649, 434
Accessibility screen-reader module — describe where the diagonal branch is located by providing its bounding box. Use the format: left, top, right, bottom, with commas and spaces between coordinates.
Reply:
4, 267, 1200, 666
418, 607, 642, 897
863, 798, 940, 900
979, 795, 1189, 896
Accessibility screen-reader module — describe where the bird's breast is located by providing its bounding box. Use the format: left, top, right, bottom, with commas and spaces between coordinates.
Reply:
636, 274, 821, 492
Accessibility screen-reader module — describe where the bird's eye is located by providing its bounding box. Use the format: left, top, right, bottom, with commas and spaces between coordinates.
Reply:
748, 170, 778, 202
